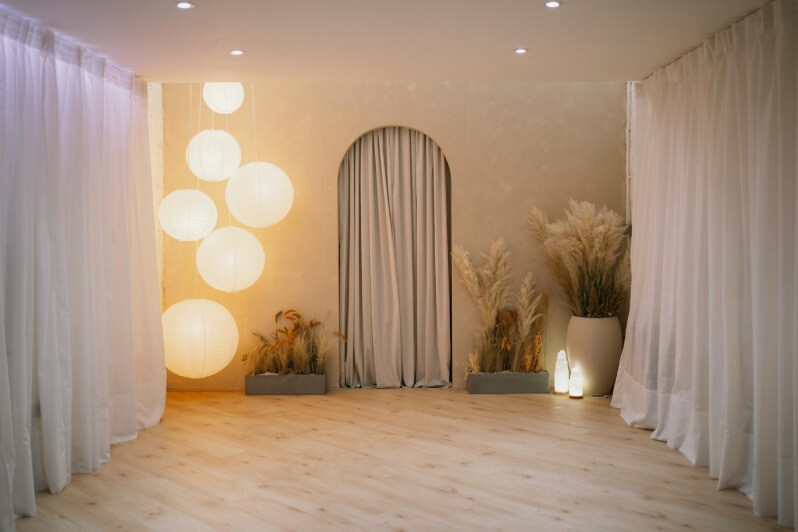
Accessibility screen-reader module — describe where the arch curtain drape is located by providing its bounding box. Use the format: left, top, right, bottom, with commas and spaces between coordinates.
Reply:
0, 11, 165, 529
339, 127, 451, 388
613, 0, 797, 526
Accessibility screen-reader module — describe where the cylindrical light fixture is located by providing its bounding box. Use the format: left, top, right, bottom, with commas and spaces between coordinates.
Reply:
202, 82, 245, 115
225, 162, 294, 228
568, 365, 584, 399
197, 226, 265, 292
162, 298, 239, 379
158, 189, 217, 241
186, 129, 241, 182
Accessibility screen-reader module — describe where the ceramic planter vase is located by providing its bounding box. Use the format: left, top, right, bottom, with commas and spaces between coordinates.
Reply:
565, 316, 622, 396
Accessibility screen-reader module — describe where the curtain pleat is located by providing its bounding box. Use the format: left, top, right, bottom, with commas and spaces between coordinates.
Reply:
613, 0, 797, 526
339, 127, 450, 388
0, 10, 165, 530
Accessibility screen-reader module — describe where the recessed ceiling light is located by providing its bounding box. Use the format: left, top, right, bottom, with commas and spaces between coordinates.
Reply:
545, 1, 561, 8
176, 1, 195, 9
514, 48, 527, 55
230, 49, 244, 56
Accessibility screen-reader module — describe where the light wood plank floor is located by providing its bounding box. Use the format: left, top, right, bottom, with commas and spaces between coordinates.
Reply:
17, 390, 781, 531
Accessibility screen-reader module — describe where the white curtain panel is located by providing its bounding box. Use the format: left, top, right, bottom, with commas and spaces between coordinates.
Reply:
0, 11, 165, 529
339, 127, 451, 388
613, 0, 797, 526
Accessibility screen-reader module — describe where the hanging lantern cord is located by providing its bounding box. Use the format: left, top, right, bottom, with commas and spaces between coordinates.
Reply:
187, 83, 193, 189
194, 82, 203, 296
226, 111, 232, 227
251, 82, 258, 162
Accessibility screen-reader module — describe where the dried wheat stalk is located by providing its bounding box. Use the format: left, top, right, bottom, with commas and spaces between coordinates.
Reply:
242, 310, 345, 376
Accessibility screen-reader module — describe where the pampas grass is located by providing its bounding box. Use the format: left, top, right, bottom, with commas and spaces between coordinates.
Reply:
242, 309, 344, 376
453, 239, 547, 375
528, 199, 630, 318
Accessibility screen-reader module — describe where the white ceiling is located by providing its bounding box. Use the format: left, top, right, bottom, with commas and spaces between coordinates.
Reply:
0, 0, 767, 82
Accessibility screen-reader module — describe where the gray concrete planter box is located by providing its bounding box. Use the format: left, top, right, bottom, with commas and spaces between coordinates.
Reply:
245, 374, 326, 395
467, 371, 550, 394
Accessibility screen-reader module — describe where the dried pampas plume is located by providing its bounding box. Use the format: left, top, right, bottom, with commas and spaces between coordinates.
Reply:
452, 239, 512, 331
529, 199, 630, 318
454, 239, 547, 374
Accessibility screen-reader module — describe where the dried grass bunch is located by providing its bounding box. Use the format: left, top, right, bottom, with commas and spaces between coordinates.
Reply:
453, 239, 547, 375
242, 309, 345, 376
528, 199, 630, 318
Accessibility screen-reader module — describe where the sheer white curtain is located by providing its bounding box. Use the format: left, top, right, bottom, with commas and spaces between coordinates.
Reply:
613, 0, 797, 526
0, 11, 165, 529
339, 127, 451, 388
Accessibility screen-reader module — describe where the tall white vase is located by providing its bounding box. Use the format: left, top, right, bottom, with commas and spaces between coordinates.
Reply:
565, 316, 622, 397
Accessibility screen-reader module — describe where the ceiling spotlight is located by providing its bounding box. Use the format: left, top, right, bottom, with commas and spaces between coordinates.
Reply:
176, 1, 195, 9
230, 50, 244, 56
545, 1, 561, 7
514, 48, 527, 55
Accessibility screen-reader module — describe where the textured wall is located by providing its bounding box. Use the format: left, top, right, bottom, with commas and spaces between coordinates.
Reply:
161, 81, 626, 390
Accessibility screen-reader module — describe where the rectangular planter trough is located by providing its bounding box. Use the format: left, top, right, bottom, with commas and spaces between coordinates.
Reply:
467, 371, 550, 394
245, 374, 327, 395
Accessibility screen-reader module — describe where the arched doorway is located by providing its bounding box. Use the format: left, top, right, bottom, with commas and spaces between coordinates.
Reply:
338, 126, 451, 388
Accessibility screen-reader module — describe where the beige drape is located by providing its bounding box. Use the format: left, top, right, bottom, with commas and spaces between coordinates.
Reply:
0, 10, 165, 529
613, 0, 797, 526
339, 127, 451, 388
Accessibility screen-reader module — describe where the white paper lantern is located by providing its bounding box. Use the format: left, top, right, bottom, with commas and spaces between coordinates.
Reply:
226, 162, 294, 228
186, 129, 241, 182
197, 226, 265, 292
162, 298, 239, 379
158, 189, 217, 241
202, 82, 245, 114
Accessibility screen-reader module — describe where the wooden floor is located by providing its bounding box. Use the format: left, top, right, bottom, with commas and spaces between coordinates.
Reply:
17, 390, 780, 531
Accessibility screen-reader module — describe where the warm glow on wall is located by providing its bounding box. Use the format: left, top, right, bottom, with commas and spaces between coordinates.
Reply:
196, 226, 265, 292
226, 162, 294, 228
162, 298, 239, 379
186, 129, 241, 182
158, 189, 217, 241
202, 82, 245, 115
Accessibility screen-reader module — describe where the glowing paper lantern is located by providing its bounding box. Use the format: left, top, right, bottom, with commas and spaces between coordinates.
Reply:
554, 349, 569, 394
569, 365, 584, 399
158, 189, 217, 241
197, 226, 265, 292
202, 82, 245, 114
162, 298, 239, 379
226, 162, 294, 228
186, 129, 241, 182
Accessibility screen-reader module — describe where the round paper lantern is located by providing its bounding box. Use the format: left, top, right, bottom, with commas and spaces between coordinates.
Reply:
186, 129, 241, 182
202, 82, 245, 114
197, 226, 265, 292
226, 162, 294, 227
158, 189, 217, 241
162, 298, 239, 379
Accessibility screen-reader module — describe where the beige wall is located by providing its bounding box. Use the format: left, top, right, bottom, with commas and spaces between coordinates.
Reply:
162, 81, 626, 390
